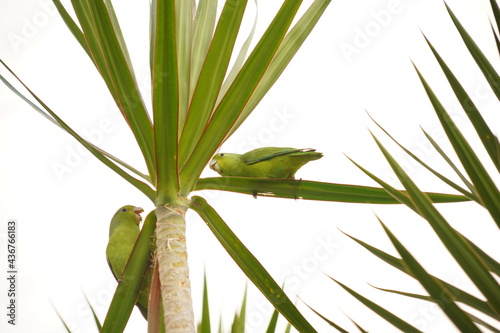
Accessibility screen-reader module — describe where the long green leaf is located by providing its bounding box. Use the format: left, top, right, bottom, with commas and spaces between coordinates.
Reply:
101, 210, 156, 333
491, 24, 500, 56
423, 34, 500, 173
194, 177, 468, 204
347, 156, 419, 208
70, 0, 156, 182
414, 65, 500, 227
368, 115, 478, 201
378, 218, 482, 332
104, 0, 136, 78
347, 315, 369, 333
369, 285, 500, 333
83, 293, 102, 330
181, 0, 304, 192
342, 231, 499, 319
1, 70, 152, 183
216, 0, 259, 106
52, 0, 92, 59
491, 0, 500, 38
231, 290, 247, 333
420, 129, 477, 195
151, 0, 180, 204
190, 196, 317, 333
178, 0, 248, 168
462, 234, 500, 276
190, 0, 218, 98
227, 0, 332, 140
328, 276, 423, 333
445, 3, 500, 100
199, 273, 211, 333
176, 0, 193, 129
265, 307, 279, 333
372, 133, 500, 315
371, 286, 499, 324
0, 61, 155, 201
52, 302, 73, 332
302, 302, 349, 333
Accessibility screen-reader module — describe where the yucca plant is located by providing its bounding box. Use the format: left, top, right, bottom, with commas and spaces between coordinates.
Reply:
309, 1, 500, 332
0, 0, 472, 332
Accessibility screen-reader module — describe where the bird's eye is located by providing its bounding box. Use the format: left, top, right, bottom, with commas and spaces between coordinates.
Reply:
121, 208, 127, 212
220, 153, 225, 157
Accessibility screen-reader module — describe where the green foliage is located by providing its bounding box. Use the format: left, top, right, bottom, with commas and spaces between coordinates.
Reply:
311, 2, 500, 332
1, 0, 487, 332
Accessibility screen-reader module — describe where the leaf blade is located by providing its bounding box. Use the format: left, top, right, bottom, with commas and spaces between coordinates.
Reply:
190, 196, 317, 333
151, 0, 180, 204
377, 218, 482, 333
194, 177, 469, 204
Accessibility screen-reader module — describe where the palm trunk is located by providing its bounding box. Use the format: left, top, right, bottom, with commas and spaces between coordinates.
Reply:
155, 204, 195, 332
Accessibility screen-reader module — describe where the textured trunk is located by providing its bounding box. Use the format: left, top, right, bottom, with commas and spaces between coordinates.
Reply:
155, 204, 195, 332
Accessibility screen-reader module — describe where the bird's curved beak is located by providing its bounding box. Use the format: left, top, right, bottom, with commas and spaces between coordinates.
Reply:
209, 159, 220, 172
133, 206, 144, 223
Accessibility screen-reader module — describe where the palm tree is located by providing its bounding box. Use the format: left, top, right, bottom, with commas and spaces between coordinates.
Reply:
1, 0, 491, 332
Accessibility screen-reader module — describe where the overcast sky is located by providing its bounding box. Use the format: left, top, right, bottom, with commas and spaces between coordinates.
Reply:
1, 0, 499, 332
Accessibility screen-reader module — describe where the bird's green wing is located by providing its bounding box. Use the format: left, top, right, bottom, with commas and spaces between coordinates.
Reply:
243, 147, 304, 164
106, 254, 119, 281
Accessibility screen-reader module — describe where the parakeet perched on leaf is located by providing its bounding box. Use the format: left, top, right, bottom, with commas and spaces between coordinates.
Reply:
209, 147, 323, 179
106, 205, 151, 319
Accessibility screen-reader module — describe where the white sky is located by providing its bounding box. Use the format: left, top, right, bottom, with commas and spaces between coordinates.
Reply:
1, 0, 499, 332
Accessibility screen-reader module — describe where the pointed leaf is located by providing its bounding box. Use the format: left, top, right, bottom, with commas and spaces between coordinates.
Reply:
327, 276, 423, 333
342, 231, 499, 319
1, 70, 151, 183
423, 34, 500, 173
70, 0, 156, 181
151, 0, 180, 204
421, 128, 477, 195
0, 61, 155, 201
190, 196, 317, 333
199, 273, 211, 333
346, 315, 369, 333
490, 0, 500, 37
190, 0, 218, 97
179, 0, 248, 168
231, 290, 247, 333
216, 0, 259, 106
52, 0, 92, 59
414, 64, 500, 227
302, 302, 349, 333
227, 0, 332, 140
181, 0, 304, 192
445, 3, 500, 100
52, 303, 73, 332
368, 114, 478, 201
378, 218, 482, 332
176, 0, 193, 128
194, 177, 468, 204
265, 307, 279, 333
83, 293, 102, 330
103, 0, 136, 77
372, 133, 500, 314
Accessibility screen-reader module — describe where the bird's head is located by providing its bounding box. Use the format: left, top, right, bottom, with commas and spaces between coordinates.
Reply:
209, 154, 223, 173
113, 205, 144, 224
209, 153, 243, 176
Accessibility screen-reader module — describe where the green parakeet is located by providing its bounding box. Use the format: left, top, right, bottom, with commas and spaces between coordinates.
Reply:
209, 147, 323, 178
106, 205, 151, 319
